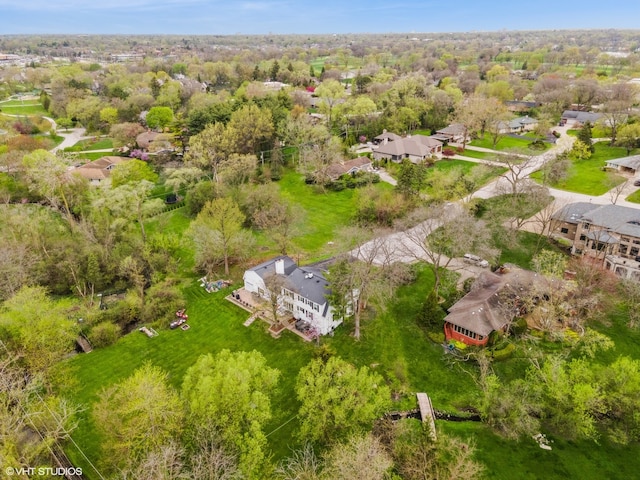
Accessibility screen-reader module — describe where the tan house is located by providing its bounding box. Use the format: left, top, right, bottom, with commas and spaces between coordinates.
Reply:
327, 157, 373, 180
73, 156, 128, 185
552, 202, 640, 281
444, 266, 541, 347
372, 133, 442, 163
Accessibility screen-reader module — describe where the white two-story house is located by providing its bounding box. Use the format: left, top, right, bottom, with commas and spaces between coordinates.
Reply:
243, 256, 344, 335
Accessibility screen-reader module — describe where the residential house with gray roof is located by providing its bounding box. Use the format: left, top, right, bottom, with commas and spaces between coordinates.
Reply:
243, 256, 345, 335
605, 155, 640, 174
372, 133, 442, 163
552, 202, 640, 280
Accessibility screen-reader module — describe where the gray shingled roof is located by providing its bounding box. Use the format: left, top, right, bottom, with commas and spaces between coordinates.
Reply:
605, 155, 640, 170
444, 267, 542, 336
579, 204, 640, 237
554, 203, 640, 237
249, 256, 330, 306
551, 202, 598, 224
561, 111, 602, 124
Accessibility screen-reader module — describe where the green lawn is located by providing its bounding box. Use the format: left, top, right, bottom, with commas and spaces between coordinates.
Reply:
277, 170, 393, 257
64, 258, 640, 480
64, 263, 480, 477
65, 283, 317, 475
71, 137, 113, 150
530, 142, 630, 195
567, 126, 608, 138
69, 152, 112, 161
458, 149, 500, 161
470, 134, 550, 152
0, 100, 48, 116
626, 188, 640, 204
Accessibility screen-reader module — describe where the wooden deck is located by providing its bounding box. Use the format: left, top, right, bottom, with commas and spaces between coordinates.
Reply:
416, 392, 437, 440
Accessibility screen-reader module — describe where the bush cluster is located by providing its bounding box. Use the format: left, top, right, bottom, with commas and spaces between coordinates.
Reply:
326, 171, 380, 191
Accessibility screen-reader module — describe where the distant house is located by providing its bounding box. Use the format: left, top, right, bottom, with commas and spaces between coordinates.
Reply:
372, 130, 403, 145
560, 110, 602, 128
243, 256, 346, 335
72, 156, 128, 185
435, 123, 468, 144
136, 130, 160, 150
444, 266, 541, 347
372, 133, 442, 163
552, 202, 640, 281
605, 155, 640, 174
327, 157, 373, 180
496, 116, 539, 134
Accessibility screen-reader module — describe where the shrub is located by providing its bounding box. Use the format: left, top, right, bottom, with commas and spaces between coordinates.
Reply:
490, 342, 516, 360
88, 321, 121, 348
528, 139, 547, 150
442, 147, 456, 158
510, 317, 528, 337
427, 331, 445, 344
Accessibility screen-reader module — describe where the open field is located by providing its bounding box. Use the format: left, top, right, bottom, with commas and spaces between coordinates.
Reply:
530, 142, 631, 195
469, 134, 551, 152
0, 99, 48, 116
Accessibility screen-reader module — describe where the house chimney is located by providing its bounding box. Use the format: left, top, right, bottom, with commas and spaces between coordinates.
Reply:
383, 137, 388, 145
275, 258, 285, 275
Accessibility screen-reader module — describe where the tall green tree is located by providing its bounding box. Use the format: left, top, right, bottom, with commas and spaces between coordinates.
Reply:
110, 159, 158, 188
0, 286, 78, 377
93, 364, 183, 471
184, 122, 230, 182
188, 197, 253, 275
295, 356, 391, 444
182, 350, 280, 479
146, 106, 174, 130
577, 121, 594, 152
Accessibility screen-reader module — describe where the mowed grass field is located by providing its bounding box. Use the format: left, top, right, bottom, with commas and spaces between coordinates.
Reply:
469, 133, 550, 152
530, 141, 631, 195
65, 262, 640, 480
0, 99, 49, 116
61, 167, 640, 479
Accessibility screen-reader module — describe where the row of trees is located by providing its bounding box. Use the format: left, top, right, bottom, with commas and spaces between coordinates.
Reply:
92, 352, 394, 478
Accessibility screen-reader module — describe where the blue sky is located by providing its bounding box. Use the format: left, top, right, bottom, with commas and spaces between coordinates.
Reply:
1, 1, 639, 35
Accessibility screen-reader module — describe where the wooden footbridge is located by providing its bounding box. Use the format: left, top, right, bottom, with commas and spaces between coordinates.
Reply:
416, 392, 437, 440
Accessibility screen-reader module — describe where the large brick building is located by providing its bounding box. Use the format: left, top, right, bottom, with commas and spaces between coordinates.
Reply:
552, 202, 640, 281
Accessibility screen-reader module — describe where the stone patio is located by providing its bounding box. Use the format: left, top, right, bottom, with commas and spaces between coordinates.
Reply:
226, 287, 318, 342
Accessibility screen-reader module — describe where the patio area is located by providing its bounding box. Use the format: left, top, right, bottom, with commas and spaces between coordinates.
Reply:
226, 287, 318, 342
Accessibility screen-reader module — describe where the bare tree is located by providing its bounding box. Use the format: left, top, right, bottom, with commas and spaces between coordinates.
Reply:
495, 151, 539, 196
331, 226, 411, 340
399, 203, 498, 296
601, 82, 636, 146
263, 273, 287, 328
322, 433, 392, 480
606, 174, 628, 205
275, 442, 322, 480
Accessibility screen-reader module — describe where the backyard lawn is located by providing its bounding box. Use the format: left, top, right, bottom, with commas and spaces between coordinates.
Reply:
530, 142, 632, 195
64, 260, 640, 480
626, 188, 640, 203
67, 137, 114, 151
0, 99, 49, 116
277, 170, 393, 257
469, 133, 550, 152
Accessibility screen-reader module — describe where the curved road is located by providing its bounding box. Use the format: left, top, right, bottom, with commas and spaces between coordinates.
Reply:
351, 126, 614, 284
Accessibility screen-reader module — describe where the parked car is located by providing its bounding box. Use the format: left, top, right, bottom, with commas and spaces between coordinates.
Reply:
463, 253, 490, 268
634, 179, 640, 187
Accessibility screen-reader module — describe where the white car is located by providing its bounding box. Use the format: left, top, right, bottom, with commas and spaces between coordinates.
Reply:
463, 253, 490, 268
